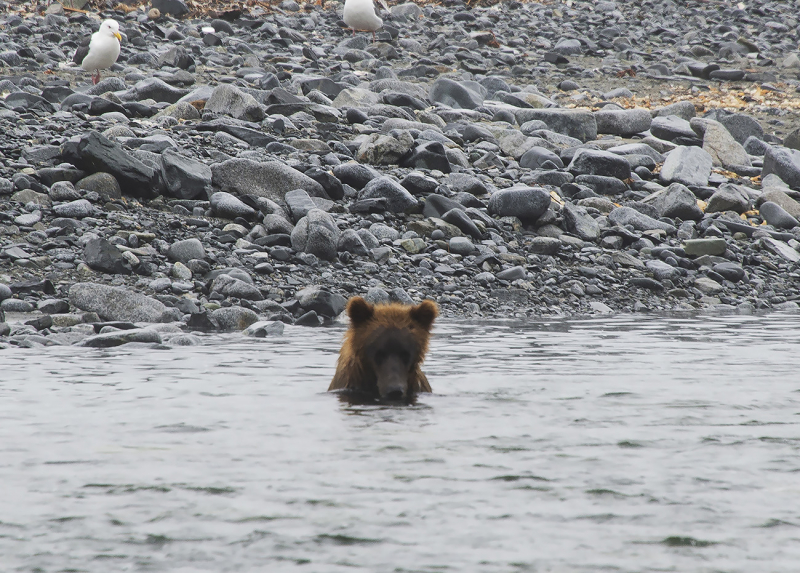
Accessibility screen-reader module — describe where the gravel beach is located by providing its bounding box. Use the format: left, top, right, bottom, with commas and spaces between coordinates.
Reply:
2, 0, 800, 347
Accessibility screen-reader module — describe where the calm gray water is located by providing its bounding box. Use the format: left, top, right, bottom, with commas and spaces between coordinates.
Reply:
2, 314, 799, 572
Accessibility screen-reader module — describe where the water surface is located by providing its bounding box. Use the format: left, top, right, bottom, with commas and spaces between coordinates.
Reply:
2, 313, 799, 572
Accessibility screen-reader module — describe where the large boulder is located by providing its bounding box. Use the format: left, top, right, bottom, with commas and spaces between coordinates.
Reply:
594, 108, 652, 136
60, 131, 160, 199
659, 146, 713, 187
161, 149, 212, 199
204, 84, 265, 122
488, 186, 551, 222
291, 209, 340, 260
358, 176, 418, 213
428, 78, 484, 109
211, 158, 327, 202
513, 108, 597, 142
69, 283, 170, 322
762, 146, 800, 189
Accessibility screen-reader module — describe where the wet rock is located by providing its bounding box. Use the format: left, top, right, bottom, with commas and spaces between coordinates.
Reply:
297, 286, 347, 317
211, 274, 263, 300
243, 321, 285, 337
210, 306, 259, 331
82, 327, 163, 348
69, 283, 169, 322
291, 209, 340, 260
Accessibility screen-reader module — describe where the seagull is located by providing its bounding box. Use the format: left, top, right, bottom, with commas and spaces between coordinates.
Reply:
343, 0, 389, 42
72, 19, 122, 85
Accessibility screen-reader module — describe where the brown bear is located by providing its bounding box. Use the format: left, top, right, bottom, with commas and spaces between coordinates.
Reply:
328, 296, 438, 401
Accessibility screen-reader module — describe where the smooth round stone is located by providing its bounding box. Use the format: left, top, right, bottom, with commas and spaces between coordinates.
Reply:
14, 211, 41, 226
52, 199, 94, 218
759, 201, 799, 229
713, 262, 745, 282
449, 236, 476, 255
0, 284, 12, 301
1, 299, 35, 312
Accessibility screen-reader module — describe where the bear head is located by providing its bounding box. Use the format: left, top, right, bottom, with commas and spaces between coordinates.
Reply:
330, 296, 438, 401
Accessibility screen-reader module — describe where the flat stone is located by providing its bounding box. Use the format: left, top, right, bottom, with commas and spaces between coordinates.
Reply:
659, 146, 713, 187
683, 238, 727, 257
69, 282, 169, 322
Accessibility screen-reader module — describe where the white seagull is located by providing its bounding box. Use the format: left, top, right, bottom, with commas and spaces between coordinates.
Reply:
343, 0, 389, 42
72, 19, 122, 85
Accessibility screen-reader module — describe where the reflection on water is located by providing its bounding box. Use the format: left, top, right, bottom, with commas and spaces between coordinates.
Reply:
1, 314, 800, 572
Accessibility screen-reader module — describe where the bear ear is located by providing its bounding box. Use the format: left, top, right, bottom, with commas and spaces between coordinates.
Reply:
410, 300, 438, 331
347, 296, 374, 326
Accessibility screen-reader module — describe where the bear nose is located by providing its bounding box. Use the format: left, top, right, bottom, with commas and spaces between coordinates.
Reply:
384, 388, 405, 401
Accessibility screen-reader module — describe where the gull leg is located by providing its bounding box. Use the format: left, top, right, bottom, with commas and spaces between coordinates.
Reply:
352, 28, 355, 36
372, 30, 376, 43
92, 71, 100, 85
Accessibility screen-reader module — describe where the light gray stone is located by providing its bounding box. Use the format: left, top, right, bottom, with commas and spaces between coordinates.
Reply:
69, 283, 170, 322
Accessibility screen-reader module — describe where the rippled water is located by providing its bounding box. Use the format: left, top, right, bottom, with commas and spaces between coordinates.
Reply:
2, 313, 800, 572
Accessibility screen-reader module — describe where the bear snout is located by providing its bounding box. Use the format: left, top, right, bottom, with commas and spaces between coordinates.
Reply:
375, 354, 410, 400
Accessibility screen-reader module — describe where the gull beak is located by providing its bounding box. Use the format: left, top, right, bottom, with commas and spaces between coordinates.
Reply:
114, 32, 122, 42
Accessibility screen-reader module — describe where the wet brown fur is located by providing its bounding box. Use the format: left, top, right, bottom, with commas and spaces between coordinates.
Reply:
329, 297, 438, 395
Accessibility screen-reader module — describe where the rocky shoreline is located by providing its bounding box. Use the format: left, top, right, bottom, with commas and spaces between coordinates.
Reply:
2, 0, 800, 348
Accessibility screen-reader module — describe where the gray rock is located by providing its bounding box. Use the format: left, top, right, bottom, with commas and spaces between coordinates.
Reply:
442, 209, 482, 239
53, 198, 94, 218
759, 201, 799, 229
60, 131, 159, 199
205, 84, 265, 122
529, 236, 561, 255
607, 206, 676, 233
297, 286, 347, 317
650, 115, 697, 141
0, 284, 12, 301
514, 108, 597, 142
519, 146, 563, 170
211, 158, 327, 202
210, 191, 256, 219
659, 146, 713, 186
167, 238, 205, 263
364, 287, 391, 304
337, 228, 370, 256
446, 173, 487, 196
358, 176, 418, 213
449, 236, 476, 255
496, 266, 526, 281
646, 260, 680, 281
762, 146, 800, 189
49, 181, 81, 202
568, 148, 631, 180
594, 108, 651, 136
356, 131, 414, 165
284, 189, 317, 222
561, 203, 601, 241
243, 321, 285, 337
719, 114, 764, 144
211, 274, 263, 300
38, 299, 70, 314
291, 209, 340, 260
210, 306, 259, 331
488, 186, 551, 222
263, 214, 294, 235
760, 188, 800, 220
69, 282, 170, 322
76, 172, 122, 202
429, 77, 484, 109
161, 149, 211, 200
552, 38, 583, 55
702, 120, 751, 168
84, 238, 131, 275
82, 327, 163, 348
644, 182, 703, 221
683, 238, 727, 257
706, 184, 751, 214
713, 262, 745, 282
652, 101, 697, 120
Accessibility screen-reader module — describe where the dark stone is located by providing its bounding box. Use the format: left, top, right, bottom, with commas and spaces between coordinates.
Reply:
60, 132, 160, 199
83, 238, 131, 275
